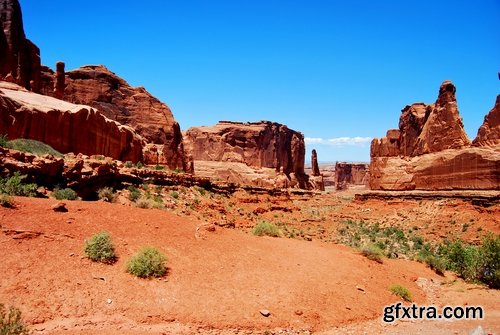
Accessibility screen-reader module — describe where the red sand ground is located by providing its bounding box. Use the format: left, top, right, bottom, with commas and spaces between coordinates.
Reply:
0, 196, 499, 334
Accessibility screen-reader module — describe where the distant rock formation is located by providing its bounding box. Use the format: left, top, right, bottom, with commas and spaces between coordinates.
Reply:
53, 61, 65, 99
370, 81, 500, 190
184, 121, 322, 190
0, 0, 40, 91
39, 64, 190, 171
335, 162, 369, 190
0, 82, 143, 162
311, 149, 320, 176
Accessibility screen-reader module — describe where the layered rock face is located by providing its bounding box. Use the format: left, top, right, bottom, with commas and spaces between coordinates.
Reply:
0, 82, 143, 162
184, 121, 321, 189
473, 95, 500, 147
0, 0, 40, 91
39, 65, 188, 171
335, 162, 369, 190
370, 81, 499, 190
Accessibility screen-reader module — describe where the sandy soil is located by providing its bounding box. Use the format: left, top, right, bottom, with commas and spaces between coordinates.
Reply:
0, 194, 498, 334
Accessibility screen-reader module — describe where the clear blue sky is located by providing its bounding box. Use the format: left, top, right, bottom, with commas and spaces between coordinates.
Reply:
21, 0, 499, 163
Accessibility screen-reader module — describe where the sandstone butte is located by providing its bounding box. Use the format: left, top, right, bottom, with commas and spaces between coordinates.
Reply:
0, 0, 190, 171
184, 121, 324, 190
370, 80, 500, 190
0, 81, 143, 162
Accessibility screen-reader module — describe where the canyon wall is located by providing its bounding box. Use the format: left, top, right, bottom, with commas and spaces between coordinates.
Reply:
0, 82, 143, 162
0, 0, 40, 91
370, 81, 499, 190
184, 121, 322, 189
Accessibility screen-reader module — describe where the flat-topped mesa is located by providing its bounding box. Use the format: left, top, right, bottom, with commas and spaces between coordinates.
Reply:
185, 120, 306, 176
184, 120, 322, 189
370, 80, 499, 191
40, 64, 189, 171
473, 95, 500, 147
0, 0, 40, 91
0, 82, 143, 162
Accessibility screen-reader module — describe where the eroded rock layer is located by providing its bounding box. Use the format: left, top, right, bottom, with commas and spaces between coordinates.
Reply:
335, 162, 369, 190
0, 82, 143, 162
184, 121, 322, 189
39, 65, 188, 171
370, 81, 499, 190
0, 0, 40, 91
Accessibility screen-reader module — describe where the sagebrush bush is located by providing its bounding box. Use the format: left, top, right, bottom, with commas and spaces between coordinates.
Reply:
0, 194, 14, 208
128, 186, 141, 202
389, 284, 412, 302
0, 135, 8, 147
84, 232, 117, 264
52, 188, 78, 200
169, 191, 179, 199
126, 247, 167, 278
124, 161, 133, 168
361, 244, 384, 263
0, 172, 38, 197
477, 234, 500, 288
252, 221, 282, 237
0, 304, 30, 335
97, 187, 115, 202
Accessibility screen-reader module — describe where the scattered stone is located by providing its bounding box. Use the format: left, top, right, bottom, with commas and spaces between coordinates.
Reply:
107, 298, 112, 304
259, 309, 271, 317
294, 309, 303, 316
51, 202, 68, 213
356, 285, 366, 292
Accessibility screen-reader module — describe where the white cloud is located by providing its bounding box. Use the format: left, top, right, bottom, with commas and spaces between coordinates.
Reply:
304, 136, 372, 147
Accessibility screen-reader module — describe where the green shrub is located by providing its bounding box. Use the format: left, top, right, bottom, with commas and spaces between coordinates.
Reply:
478, 233, 500, 289
361, 244, 384, 263
124, 161, 133, 168
52, 188, 78, 200
389, 284, 412, 302
154, 164, 165, 170
126, 247, 167, 278
439, 240, 480, 282
0, 194, 14, 208
169, 191, 179, 199
128, 186, 141, 202
0, 304, 30, 335
84, 232, 117, 264
136, 198, 153, 209
97, 187, 115, 202
0, 172, 38, 197
0, 135, 8, 147
5, 138, 62, 157
252, 221, 282, 237
136, 162, 144, 169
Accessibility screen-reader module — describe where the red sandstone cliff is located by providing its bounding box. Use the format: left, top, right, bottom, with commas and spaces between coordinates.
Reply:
370, 81, 499, 190
0, 82, 143, 162
0, 0, 40, 91
39, 64, 189, 171
335, 162, 369, 190
184, 121, 322, 189
473, 95, 500, 147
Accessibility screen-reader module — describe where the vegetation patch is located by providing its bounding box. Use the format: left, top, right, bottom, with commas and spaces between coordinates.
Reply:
0, 172, 38, 197
84, 231, 117, 264
0, 304, 30, 335
252, 221, 282, 237
126, 247, 167, 278
4, 138, 63, 157
97, 187, 115, 202
52, 187, 78, 200
0, 194, 14, 208
389, 284, 413, 302
128, 186, 141, 202
361, 243, 384, 263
